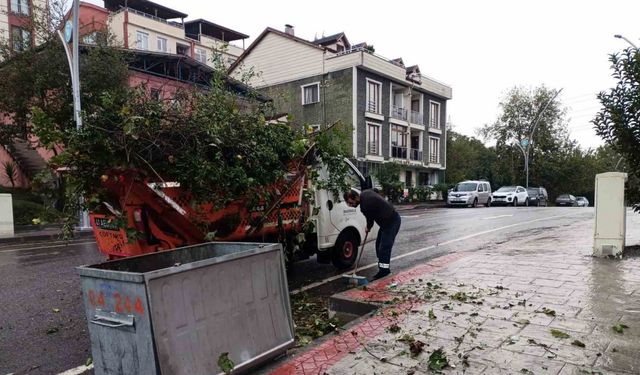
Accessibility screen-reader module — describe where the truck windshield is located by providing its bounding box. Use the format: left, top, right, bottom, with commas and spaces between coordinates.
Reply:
454, 183, 478, 192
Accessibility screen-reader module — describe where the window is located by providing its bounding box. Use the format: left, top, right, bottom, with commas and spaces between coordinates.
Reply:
366, 123, 380, 155
429, 101, 441, 129
429, 137, 440, 164
11, 27, 31, 52
366, 79, 381, 113
391, 124, 407, 159
195, 48, 207, 63
83, 32, 98, 45
157, 37, 168, 52
136, 31, 149, 50
10, 0, 29, 15
150, 89, 161, 101
301, 83, 319, 105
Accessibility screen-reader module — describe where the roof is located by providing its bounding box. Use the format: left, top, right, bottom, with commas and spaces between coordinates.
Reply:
126, 49, 269, 101
314, 32, 344, 45
184, 19, 248, 42
228, 27, 326, 73
104, 0, 187, 19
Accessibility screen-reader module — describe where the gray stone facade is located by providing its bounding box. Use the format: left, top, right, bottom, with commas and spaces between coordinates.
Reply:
260, 67, 448, 187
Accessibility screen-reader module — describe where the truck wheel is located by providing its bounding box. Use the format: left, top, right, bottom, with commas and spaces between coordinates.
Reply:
332, 231, 360, 269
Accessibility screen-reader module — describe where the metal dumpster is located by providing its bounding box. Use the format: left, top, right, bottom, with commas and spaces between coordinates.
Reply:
78, 242, 294, 375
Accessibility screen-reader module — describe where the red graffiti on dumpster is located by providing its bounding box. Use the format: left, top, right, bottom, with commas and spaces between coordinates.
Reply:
87, 289, 145, 315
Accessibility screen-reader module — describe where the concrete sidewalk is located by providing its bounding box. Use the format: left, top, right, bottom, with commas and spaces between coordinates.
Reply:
268, 212, 640, 374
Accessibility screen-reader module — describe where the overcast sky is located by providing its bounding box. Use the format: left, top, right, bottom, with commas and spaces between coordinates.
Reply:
88, 0, 640, 149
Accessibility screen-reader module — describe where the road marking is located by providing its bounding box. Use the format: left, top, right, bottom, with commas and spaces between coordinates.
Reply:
0, 241, 96, 254
290, 211, 577, 295
482, 214, 513, 220
57, 364, 93, 375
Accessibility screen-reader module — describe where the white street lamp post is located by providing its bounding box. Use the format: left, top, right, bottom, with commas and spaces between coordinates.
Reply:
57, 0, 89, 229
614, 34, 638, 49
516, 88, 563, 188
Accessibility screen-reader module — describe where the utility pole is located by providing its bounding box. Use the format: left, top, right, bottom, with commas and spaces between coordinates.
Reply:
515, 88, 563, 188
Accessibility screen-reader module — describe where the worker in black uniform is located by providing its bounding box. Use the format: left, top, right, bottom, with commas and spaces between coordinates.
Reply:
344, 189, 401, 280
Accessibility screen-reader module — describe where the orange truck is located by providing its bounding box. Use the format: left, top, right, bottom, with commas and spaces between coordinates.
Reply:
90, 158, 377, 269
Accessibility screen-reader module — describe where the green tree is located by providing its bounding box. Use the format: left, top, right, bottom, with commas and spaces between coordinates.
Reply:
446, 130, 495, 184
480, 86, 574, 199
593, 47, 640, 209
374, 162, 404, 202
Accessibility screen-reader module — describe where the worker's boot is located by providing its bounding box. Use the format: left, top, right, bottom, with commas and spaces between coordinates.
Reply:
372, 263, 391, 280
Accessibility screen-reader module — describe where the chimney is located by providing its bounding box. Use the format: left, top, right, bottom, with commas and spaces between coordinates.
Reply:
285, 24, 294, 36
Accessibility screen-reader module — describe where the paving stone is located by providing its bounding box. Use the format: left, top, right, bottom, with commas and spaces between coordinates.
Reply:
533, 278, 566, 288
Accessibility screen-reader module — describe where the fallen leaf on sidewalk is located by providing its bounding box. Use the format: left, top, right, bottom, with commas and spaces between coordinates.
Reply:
612, 323, 629, 334
536, 307, 556, 317
52, 308, 60, 313
409, 340, 425, 357
550, 329, 570, 339
388, 324, 401, 333
428, 348, 449, 371
571, 340, 586, 348
428, 309, 437, 320
46, 327, 59, 334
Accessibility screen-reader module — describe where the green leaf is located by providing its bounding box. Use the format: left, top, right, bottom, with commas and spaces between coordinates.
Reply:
388, 324, 401, 333
427, 348, 449, 371
571, 340, 586, 348
612, 323, 629, 334
217, 352, 234, 374
428, 308, 437, 320
550, 329, 570, 339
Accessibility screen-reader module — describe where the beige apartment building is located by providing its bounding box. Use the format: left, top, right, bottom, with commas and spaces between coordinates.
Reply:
97, 0, 247, 68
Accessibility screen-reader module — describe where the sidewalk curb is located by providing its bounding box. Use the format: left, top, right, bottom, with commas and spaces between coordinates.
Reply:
0, 230, 94, 245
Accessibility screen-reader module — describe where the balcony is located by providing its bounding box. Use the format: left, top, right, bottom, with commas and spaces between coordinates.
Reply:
409, 110, 424, 125
391, 145, 407, 159
390, 105, 407, 121
410, 148, 422, 161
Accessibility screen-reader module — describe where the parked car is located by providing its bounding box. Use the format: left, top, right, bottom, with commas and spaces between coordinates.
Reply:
555, 194, 577, 206
527, 187, 549, 207
447, 180, 492, 208
576, 196, 589, 207
491, 186, 529, 206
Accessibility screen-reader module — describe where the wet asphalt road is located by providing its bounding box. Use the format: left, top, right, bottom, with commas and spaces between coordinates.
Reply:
0, 206, 593, 375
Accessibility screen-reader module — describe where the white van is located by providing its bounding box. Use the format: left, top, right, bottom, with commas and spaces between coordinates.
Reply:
307, 159, 379, 269
447, 180, 492, 208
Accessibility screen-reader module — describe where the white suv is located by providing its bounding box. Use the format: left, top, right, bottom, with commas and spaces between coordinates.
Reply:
491, 186, 529, 206
447, 180, 492, 208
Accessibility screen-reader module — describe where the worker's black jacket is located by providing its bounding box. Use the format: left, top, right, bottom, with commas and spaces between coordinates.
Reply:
359, 189, 397, 230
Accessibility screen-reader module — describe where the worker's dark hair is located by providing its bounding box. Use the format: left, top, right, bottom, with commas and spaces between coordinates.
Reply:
343, 190, 360, 201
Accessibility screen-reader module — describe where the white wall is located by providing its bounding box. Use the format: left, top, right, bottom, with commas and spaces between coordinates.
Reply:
232, 32, 325, 88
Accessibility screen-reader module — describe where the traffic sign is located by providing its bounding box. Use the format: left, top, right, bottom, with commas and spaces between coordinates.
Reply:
64, 20, 73, 43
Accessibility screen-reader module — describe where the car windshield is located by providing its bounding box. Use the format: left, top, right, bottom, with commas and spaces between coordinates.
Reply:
577, 197, 586, 201
527, 188, 539, 195
496, 186, 516, 192
454, 183, 477, 192
558, 194, 570, 199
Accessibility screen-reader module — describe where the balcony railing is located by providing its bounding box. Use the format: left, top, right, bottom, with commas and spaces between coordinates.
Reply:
367, 100, 380, 114
409, 110, 424, 125
391, 145, 407, 159
367, 142, 379, 155
429, 118, 440, 129
410, 148, 422, 161
390, 105, 407, 121
114, 7, 184, 29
